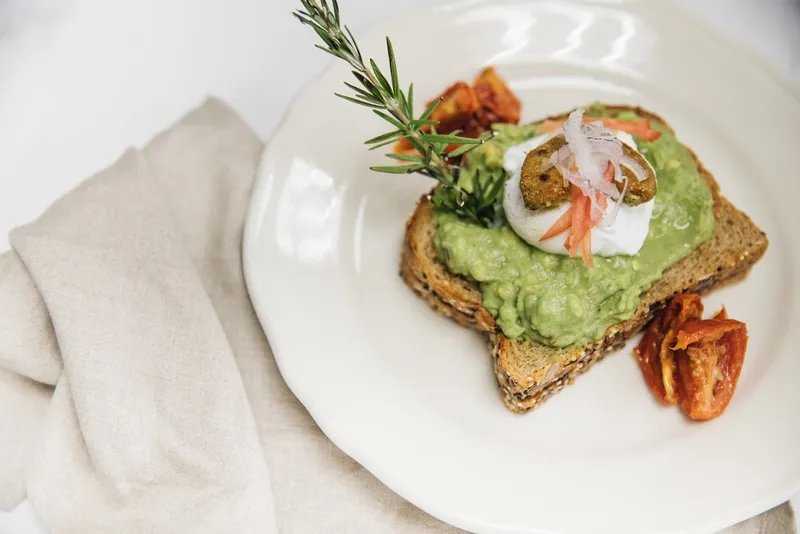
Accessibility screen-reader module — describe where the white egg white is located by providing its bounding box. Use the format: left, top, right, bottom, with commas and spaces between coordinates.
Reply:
502, 132, 656, 257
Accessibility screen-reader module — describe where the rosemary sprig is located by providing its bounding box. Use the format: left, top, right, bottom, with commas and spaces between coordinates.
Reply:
293, 0, 502, 226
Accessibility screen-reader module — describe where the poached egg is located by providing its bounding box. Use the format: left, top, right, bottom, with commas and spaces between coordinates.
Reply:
502, 131, 656, 257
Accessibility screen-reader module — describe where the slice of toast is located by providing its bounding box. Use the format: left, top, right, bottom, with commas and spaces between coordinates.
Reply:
400, 105, 768, 414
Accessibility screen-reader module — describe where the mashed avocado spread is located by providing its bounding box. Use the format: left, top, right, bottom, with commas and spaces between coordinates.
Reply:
433, 105, 715, 348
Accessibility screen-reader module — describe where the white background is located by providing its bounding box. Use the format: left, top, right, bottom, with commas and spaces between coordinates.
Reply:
0, 0, 798, 532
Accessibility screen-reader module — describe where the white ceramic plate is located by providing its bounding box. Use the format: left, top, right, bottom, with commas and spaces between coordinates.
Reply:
242, 1, 800, 532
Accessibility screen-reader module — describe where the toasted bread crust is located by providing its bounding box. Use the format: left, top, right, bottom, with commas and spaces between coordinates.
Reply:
400, 105, 769, 413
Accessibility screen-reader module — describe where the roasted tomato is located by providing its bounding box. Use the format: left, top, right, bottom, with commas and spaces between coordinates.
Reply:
428, 81, 484, 134
633, 294, 703, 404
673, 310, 748, 421
394, 81, 484, 155
635, 297, 749, 422
394, 67, 521, 155
472, 66, 521, 125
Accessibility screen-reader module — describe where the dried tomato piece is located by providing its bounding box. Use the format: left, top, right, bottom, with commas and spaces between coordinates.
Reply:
394, 82, 484, 155
473, 66, 521, 125
673, 317, 742, 351
633, 294, 703, 404
393, 67, 523, 155
674, 317, 748, 421
635, 295, 749, 422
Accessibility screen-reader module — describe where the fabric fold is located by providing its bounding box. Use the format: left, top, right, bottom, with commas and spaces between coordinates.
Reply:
1, 98, 276, 534
0, 251, 61, 386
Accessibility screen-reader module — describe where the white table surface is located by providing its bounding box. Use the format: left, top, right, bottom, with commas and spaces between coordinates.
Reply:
0, 0, 798, 533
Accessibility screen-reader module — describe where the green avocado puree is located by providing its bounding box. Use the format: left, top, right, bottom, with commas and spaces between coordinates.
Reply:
433, 105, 715, 348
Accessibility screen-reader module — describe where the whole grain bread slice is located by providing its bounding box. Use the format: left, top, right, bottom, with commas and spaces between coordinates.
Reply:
400, 105, 768, 414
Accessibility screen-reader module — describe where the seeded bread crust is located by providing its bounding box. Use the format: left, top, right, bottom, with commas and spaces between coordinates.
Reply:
400, 105, 769, 414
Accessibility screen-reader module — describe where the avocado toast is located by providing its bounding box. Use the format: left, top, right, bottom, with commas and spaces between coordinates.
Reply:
401, 105, 768, 414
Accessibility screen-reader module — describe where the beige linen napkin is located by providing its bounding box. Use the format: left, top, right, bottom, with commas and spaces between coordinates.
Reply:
0, 97, 793, 534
